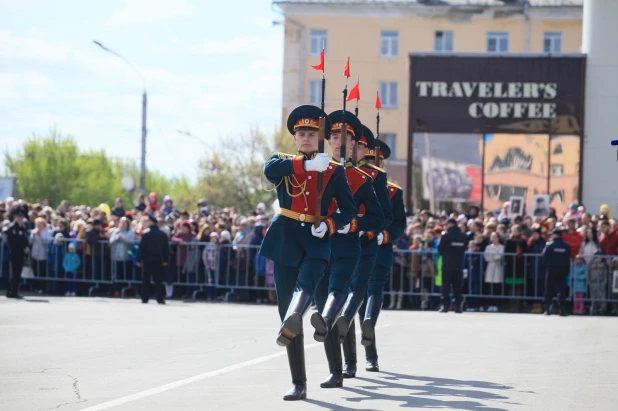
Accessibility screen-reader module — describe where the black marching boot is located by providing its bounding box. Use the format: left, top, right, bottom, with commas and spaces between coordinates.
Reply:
361, 295, 382, 346
311, 291, 346, 342
365, 335, 379, 372
277, 291, 313, 347
320, 329, 344, 388
334, 292, 364, 344
341, 319, 357, 378
283, 331, 307, 401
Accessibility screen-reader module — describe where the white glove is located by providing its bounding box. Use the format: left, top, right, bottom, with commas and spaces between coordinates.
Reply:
377, 232, 384, 245
305, 153, 330, 172
311, 222, 328, 238
337, 223, 350, 234
358, 231, 365, 237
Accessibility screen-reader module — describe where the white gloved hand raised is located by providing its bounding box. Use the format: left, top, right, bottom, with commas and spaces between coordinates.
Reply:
337, 223, 350, 234
359, 231, 365, 237
311, 222, 328, 238
377, 232, 384, 245
304, 153, 331, 172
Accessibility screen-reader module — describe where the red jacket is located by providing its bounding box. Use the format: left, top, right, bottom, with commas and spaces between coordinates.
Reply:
600, 230, 618, 256
562, 230, 582, 259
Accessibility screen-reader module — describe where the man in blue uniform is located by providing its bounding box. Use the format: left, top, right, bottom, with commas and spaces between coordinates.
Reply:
136, 214, 169, 304
337, 126, 394, 378
4, 209, 30, 299
358, 140, 406, 372
542, 228, 572, 316
311, 110, 384, 389
259, 105, 356, 401
438, 218, 469, 313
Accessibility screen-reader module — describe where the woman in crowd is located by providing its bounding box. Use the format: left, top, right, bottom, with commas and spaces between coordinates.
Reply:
484, 232, 504, 312
109, 217, 135, 296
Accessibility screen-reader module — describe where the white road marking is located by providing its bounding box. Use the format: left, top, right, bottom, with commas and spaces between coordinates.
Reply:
80, 324, 392, 411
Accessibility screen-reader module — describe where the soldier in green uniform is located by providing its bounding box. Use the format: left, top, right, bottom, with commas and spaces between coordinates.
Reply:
311, 110, 384, 389
336, 125, 394, 379
259, 104, 356, 401
360, 140, 406, 372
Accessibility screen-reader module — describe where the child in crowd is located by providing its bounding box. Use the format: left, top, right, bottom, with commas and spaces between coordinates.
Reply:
464, 241, 483, 312
587, 252, 608, 315
572, 255, 587, 315
62, 243, 81, 296
202, 232, 219, 301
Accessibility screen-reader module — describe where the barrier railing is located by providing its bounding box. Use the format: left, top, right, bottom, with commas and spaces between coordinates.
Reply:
1, 238, 617, 314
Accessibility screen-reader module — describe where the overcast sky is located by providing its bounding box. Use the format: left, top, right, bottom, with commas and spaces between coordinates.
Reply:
0, 0, 283, 180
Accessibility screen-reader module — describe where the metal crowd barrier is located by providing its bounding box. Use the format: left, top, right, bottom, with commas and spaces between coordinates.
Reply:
386, 249, 618, 314
1, 237, 617, 314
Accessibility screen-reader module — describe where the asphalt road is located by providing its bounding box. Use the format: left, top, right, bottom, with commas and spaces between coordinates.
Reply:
1, 296, 617, 410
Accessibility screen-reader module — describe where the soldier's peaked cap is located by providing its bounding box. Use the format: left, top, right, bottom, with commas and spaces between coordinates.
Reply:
366, 139, 391, 160
358, 125, 375, 147
287, 105, 331, 136
326, 110, 362, 141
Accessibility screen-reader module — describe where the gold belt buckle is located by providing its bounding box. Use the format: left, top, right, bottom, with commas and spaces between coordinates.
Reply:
299, 213, 306, 222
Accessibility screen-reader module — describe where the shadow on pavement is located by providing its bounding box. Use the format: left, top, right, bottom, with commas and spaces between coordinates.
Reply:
311, 371, 526, 410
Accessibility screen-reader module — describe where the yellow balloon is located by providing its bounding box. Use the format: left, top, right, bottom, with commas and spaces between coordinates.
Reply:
99, 203, 111, 217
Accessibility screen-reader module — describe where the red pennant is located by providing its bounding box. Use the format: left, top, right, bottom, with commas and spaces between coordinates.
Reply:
343, 56, 350, 78
311, 49, 324, 72
347, 81, 360, 102
375, 91, 382, 109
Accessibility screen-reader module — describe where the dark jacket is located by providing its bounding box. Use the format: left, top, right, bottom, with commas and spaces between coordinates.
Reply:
137, 226, 170, 264
542, 237, 572, 270
5, 221, 29, 261
438, 226, 468, 272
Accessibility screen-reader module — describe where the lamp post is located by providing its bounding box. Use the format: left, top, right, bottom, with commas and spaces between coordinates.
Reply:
93, 40, 148, 195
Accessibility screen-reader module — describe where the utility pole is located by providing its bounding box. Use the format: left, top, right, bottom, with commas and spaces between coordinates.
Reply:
141, 91, 147, 195
93, 40, 148, 195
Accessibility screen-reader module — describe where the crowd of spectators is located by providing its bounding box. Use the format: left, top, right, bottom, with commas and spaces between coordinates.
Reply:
389, 202, 618, 315
2, 195, 617, 315
1, 194, 274, 303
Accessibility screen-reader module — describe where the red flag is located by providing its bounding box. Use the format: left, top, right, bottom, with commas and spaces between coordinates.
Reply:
347, 81, 360, 102
311, 48, 324, 72
375, 91, 382, 109
343, 56, 350, 78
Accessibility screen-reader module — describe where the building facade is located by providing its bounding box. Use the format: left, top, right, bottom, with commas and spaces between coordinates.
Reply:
275, 0, 583, 210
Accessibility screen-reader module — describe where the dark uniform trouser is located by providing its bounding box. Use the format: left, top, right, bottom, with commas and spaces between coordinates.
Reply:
274, 255, 328, 321
10, 258, 23, 296
349, 252, 378, 295
441, 270, 463, 307
142, 262, 165, 303
314, 257, 358, 312
544, 268, 568, 307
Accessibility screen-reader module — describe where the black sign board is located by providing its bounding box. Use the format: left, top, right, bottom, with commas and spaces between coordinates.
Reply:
409, 53, 586, 135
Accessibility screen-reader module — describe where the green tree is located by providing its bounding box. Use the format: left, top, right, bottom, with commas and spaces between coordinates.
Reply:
4, 129, 195, 208
194, 127, 295, 214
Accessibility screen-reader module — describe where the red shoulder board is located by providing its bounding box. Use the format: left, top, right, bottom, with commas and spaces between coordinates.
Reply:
360, 164, 383, 182
387, 182, 401, 200
345, 167, 370, 196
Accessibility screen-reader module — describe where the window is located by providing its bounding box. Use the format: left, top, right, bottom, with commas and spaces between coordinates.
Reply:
308, 80, 322, 106
550, 164, 564, 177
379, 82, 398, 108
309, 29, 327, 56
544, 32, 562, 53
552, 144, 563, 155
380, 31, 399, 57
382, 134, 397, 159
487, 32, 509, 52
434, 31, 453, 52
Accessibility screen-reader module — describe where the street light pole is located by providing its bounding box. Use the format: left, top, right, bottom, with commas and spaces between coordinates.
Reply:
93, 40, 148, 195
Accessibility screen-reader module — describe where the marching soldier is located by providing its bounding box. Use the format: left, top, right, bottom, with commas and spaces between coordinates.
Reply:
259, 105, 356, 401
311, 110, 384, 389
337, 126, 394, 378
4, 209, 30, 299
359, 140, 406, 372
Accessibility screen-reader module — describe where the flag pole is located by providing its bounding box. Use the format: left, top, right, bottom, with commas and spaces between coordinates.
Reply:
340, 56, 350, 167
352, 75, 359, 163
314, 44, 326, 227
375, 89, 381, 166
